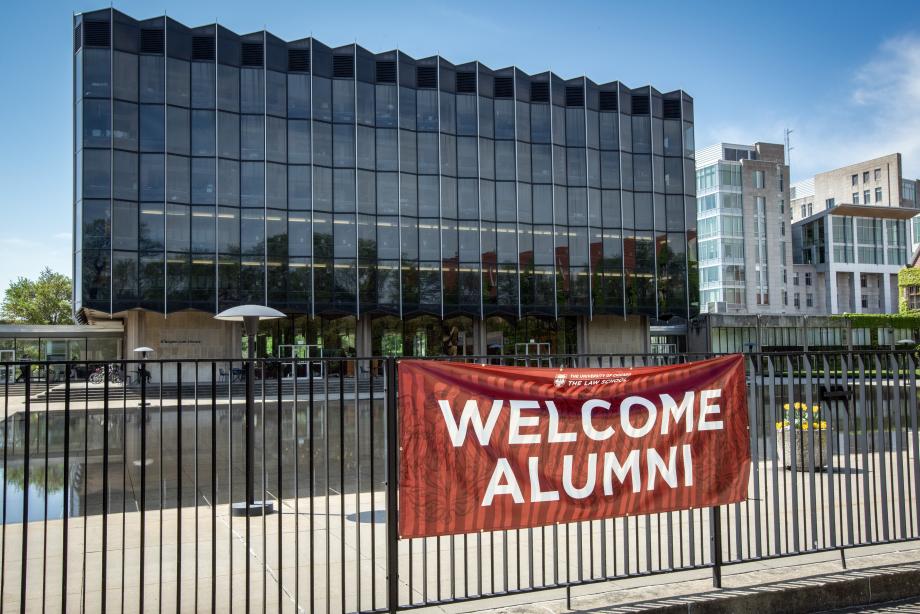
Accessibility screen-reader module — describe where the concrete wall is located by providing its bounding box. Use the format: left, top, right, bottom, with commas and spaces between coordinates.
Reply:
813, 153, 901, 213
577, 315, 648, 354
120, 310, 241, 382
739, 148, 792, 314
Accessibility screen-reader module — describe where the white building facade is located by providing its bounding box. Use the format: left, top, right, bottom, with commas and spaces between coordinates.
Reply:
791, 154, 916, 314
695, 142, 793, 314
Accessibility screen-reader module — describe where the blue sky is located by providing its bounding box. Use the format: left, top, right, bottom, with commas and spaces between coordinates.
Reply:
1, 0, 919, 294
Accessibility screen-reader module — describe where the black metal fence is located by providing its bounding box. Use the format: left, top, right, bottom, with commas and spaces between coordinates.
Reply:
0, 351, 917, 612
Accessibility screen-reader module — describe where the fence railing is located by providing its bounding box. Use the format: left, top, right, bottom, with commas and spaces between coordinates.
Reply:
0, 351, 917, 612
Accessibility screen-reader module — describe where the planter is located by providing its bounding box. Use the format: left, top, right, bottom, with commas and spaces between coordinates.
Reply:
776, 426, 827, 471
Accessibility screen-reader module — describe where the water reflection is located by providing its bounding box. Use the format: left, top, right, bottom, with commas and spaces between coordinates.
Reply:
0, 397, 389, 525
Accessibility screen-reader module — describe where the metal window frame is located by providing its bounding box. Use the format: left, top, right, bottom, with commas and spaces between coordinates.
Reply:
214, 25, 220, 314
396, 50, 403, 319
263, 29, 268, 306
549, 75, 559, 321
437, 56, 444, 320
476, 62, 484, 321
512, 68, 522, 320
583, 76, 592, 321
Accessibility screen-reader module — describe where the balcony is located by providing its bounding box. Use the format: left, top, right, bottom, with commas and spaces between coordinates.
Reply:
828, 203, 918, 220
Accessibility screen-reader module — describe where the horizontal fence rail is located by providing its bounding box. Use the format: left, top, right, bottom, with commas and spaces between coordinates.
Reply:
0, 351, 916, 612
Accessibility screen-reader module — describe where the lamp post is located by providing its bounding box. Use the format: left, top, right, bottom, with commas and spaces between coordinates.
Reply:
132, 346, 153, 380
131, 347, 155, 469
215, 305, 285, 516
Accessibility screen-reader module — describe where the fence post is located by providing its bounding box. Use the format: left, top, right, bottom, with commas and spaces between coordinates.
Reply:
386, 357, 399, 613
710, 505, 722, 588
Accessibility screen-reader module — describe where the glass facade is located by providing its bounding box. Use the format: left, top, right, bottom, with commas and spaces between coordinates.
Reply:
74, 10, 697, 329
696, 162, 745, 309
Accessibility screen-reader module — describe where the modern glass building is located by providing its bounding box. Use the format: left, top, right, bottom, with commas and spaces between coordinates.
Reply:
74, 8, 697, 361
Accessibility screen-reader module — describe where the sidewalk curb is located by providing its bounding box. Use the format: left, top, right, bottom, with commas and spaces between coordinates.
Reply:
594, 562, 920, 613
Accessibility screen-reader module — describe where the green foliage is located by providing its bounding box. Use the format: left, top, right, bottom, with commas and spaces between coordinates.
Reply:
831, 312, 920, 330
899, 267, 920, 313
0, 268, 73, 325
898, 267, 920, 287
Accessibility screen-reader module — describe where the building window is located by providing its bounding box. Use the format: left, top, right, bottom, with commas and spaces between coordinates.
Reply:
794, 292, 801, 308
852, 174, 858, 186
754, 170, 765, 189
832, 216, 854, 263
793, 271, 799, 286
863, 171, 869, 183
826, 198, 835, 209
801, 205, 806, 218
906, 285, 920, 311
806, 293, 814, 307
861, 295, 869, 309
780, 199, 784, 213
852, 192, 859, 204
864, 189, 870, 204
856, 217, 884, 264
807, 203, 813, 216
805, 272, 812, 286
783, 290, 788, 306
780, 221, 785, 236
874, 168, 881, 181
875, 187, 882, 203
696, 164, 717, 192
885, 219, 908, 265
860, 274, 867, 288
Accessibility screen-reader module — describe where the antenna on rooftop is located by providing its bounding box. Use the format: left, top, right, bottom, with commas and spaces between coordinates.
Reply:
784, 128, 794, 167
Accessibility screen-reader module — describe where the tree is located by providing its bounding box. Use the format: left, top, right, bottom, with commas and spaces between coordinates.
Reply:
1, 268, 74, 325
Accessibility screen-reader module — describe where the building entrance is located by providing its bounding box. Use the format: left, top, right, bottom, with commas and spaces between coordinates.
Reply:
277, 343, 323, 379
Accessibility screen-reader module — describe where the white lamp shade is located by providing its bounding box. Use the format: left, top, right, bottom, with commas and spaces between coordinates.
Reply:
133, 346, 155, 354
214, 305, 286, 321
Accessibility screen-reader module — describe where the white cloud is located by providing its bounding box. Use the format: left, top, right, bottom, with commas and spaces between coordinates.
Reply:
699, 34, 920, 182
791, 35, 920, 180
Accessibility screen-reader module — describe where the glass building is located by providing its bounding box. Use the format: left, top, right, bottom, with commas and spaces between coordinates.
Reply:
74, 9, 698, 359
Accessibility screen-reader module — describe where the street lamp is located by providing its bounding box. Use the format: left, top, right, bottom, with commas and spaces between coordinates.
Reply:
215, 304, 286, 517
133, 346, 154, 359
133, 346, 154, 383
132, 346, 154, 406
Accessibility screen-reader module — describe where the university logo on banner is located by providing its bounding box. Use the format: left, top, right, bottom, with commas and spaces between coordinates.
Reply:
398, 354, 750, 539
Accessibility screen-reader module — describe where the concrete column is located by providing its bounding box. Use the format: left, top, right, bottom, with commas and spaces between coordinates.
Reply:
882, 273, 893, 314
472, 318, 488, 356
853, 271, 863, 314
827, 271, 838, 313
576, 316, 589, 355
355, 317, 372, 357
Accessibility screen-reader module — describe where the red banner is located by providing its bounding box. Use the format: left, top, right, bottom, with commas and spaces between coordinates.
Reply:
398, 354, 750, 538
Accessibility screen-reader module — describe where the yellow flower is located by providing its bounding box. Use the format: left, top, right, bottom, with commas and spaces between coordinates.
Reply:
783, 403, 790, 410
801, 422, 809, 430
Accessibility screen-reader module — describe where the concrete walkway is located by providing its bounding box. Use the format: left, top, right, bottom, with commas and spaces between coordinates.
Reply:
480, 543, 920, 613
0, 449, 916, 613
